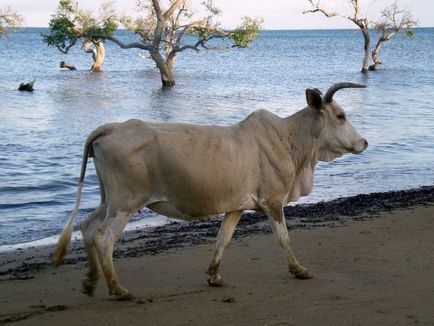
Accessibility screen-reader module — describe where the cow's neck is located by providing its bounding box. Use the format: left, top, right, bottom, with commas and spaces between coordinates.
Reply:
282, 108, 319, 168
282, 108, 319, 200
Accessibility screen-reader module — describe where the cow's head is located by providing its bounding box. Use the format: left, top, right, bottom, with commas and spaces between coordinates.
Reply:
306, 83, 368, 162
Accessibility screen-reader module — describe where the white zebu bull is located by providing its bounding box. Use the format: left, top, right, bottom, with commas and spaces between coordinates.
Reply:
53, 82, 368, 300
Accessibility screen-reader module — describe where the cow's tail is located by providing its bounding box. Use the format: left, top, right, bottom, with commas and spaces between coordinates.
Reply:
52, 125, 113, 267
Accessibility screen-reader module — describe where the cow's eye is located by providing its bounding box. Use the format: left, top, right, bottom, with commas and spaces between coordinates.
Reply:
336, 113, 346, 121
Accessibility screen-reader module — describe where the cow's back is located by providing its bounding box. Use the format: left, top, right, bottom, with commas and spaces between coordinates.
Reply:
91, 119, 265, 219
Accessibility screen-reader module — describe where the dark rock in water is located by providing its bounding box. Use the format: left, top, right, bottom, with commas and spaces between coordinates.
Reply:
60, 61, 76, 70
18, 80, 35, 92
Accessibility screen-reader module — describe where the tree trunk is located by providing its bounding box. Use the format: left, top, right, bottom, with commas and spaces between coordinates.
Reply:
151, 51, 176, 87
83, 41, 105, 72
360, 27, 371, 74
91, 42, 105, 72
372, 39, 385, 65
371, 32, 394, 71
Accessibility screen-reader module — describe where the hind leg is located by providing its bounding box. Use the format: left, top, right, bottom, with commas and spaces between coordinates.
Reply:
94, 207, 134, 300
80, 204, 106, 296
207, 210, 242, 287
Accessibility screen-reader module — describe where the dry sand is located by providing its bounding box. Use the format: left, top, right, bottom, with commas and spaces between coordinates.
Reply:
1, 191, 434, 325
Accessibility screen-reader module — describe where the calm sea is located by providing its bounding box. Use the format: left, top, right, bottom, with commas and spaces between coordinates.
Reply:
0, 28, 433, 248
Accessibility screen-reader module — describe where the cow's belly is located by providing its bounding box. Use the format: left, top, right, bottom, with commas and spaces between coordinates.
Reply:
147, 202, 208, 220
146, 194, 258, 221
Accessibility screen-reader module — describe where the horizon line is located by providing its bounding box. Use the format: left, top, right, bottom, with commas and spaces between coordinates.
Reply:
14, 26, 434, 31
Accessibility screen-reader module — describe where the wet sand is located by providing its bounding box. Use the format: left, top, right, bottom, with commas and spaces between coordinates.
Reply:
1, 186, 434, 325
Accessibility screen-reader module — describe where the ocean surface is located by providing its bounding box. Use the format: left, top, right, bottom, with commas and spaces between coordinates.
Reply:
1, 28, 433, 249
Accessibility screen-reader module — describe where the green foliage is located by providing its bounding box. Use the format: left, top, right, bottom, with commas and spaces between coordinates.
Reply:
230, 16, 263, 48
81, 17, 117, 37
102, 19, 117, 35
42, 0, 118, 53
189, 23, 210, 41
42, 16, 77, 53
406, 29, 415, 39
59, 0, 75, 13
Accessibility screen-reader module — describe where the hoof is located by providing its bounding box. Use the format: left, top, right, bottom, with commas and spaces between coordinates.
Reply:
116, 292, 134, 301
81, 279, 96, 296
207, 275, 226, 287
293, 269, 313, 280
110, 288, 134, 301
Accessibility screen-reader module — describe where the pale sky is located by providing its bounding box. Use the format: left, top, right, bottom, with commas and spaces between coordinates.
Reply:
3, 0, 433, 30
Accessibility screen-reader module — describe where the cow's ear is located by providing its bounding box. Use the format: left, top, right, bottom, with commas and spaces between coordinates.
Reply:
306, 89, 323, 111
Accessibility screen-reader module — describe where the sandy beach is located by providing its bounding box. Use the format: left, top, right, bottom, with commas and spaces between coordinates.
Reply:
1, 187, 434, 325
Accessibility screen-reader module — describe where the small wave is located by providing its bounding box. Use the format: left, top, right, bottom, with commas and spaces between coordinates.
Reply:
0, 200, 66, 210
0, 179, 76, 194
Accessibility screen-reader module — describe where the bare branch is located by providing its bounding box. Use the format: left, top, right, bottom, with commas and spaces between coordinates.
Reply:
303, 0, 353, 21
351, 0, 361, 19
176, 44, 201, 52
90, 34, 151, 50
56, 39, 77, 53
174, 21, 204, 47
0, 6, 23, 36
163, 0, 185, 21
372, 1, 417, 38
151, 0, 163, 20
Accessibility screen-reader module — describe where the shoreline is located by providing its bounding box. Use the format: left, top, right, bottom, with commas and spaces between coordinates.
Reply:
1, 185, 433, 279
0, 186, 433, 325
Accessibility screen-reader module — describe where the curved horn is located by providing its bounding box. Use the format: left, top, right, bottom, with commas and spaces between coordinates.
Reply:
324, 82, 366, 103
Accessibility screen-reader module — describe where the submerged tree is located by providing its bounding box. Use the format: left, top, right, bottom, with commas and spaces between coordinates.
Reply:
42, 0, 118, 72
0, 6, 23, 37
304, 0, 417, 73
304, 0, 371, 73
370, 1, 417, 70
89, 0, 262, 87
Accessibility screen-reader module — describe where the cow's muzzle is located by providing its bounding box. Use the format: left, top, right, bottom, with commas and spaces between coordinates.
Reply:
352, 139, 368, 154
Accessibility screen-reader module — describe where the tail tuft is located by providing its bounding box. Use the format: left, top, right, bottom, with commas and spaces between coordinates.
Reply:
52, 218, 74, 267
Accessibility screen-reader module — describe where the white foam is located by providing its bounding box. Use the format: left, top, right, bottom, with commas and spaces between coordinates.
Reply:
0, 217, 170, 253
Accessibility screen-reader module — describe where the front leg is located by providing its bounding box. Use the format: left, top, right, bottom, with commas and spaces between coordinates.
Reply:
262, 203, 312, 279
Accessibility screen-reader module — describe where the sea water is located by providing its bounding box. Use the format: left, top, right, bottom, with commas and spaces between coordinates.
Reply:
1, 28, 433, 248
